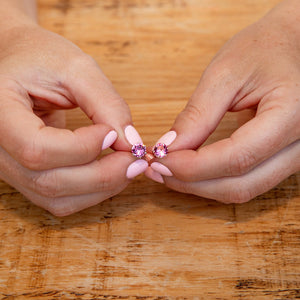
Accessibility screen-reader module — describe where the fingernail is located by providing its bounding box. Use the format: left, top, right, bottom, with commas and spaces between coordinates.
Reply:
144, 167, 164, 184
102, 130, 118, 150
124, 125, 143, 146
151, 162, 173, 176
156, 130, 177, 146
126, 159, 148, 179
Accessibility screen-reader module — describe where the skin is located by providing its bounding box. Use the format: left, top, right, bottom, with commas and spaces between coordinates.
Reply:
0, 1, 299, 215
0, 0, 137, 216
155, 0, 300, 203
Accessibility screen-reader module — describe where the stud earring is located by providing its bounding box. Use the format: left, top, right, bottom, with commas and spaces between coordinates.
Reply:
131, 143, 147, 158
131, 142, 168, 160
152, 143, 168, 158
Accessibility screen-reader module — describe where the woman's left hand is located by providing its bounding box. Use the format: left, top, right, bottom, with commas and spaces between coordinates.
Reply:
147, 0, 300, 203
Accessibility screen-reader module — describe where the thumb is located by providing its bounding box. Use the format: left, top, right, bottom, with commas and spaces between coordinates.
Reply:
67, 58, 133, 151
160, 68, 239, 151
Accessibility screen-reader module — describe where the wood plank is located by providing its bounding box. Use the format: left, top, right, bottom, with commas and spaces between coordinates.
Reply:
0, 0, 299, 298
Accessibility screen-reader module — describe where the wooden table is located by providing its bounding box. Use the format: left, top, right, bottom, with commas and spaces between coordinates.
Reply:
1, 0, 299, 298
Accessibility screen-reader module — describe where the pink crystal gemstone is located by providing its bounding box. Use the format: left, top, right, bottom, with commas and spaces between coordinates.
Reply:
153, 143, 168, 158
131, 143, 147, 158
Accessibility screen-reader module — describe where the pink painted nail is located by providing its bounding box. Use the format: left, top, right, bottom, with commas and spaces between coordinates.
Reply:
144, 167, 164, 184
156, 131, 177, 146
126, 160, 148, 179
151, 162, 173, 176
124, 125, 143, 146
102, 130, 118, 150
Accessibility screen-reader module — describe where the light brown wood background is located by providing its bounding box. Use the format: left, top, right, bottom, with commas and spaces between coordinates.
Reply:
1, 0, 299, 299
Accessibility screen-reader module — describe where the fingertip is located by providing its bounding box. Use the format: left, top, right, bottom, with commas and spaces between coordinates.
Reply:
144, 167, 164, 184
156, 130, 177, 146
126, 159, 148, 179
155, 123, 202, 152
151, 162, 173, 176
168, 124, 203, 151
150, 149, 199, 182
101, 130, 118, 150
111, 124, 144, 151
124, 125, 143, 145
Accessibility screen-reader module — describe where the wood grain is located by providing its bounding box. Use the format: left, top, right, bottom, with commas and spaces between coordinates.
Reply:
0, 0, 299, 299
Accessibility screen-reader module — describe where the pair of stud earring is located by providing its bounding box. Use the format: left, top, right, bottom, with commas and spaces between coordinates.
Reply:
131, 143, 168, 159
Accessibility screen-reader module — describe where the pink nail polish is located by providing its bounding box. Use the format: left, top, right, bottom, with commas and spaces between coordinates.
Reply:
144, 167, 164, 184
156, 131, 177, 146
124, 125, 143, 146
126, 160, 148, 179
151, 162, 173, 176
102, 130, 118, 150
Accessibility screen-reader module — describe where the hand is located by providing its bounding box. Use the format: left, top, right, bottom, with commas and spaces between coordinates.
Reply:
0, 23, 148, 216
148, 0, 300, 203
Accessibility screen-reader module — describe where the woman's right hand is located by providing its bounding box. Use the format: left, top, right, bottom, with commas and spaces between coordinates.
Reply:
0, 21, 148, 216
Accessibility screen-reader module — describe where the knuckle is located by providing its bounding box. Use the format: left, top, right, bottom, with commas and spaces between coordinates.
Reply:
203, 58, 235, 83
19, 143, 45, 170
76, 135, 92, 157
165, 179, 190, 195
223, 186, 253, 204
46, 200, 74, 217
178, 182, 193, 195
95, 172, 115, 192
182, 170, 195, 182
179, 103, 205, 126
69, 53, 99, 74
0, 76, 27, 96
179, 158, 199, 181
79, 53, 98, 67
31, 171, 60, 198
229, 147, 257, 176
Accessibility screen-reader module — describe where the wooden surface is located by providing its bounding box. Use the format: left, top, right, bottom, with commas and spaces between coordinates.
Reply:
1, 0, 300, 299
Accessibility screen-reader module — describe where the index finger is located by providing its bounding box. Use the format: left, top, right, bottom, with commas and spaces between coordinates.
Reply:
0, 90, 115, 170
65, 56, 133, 151
153, 104, 299, 181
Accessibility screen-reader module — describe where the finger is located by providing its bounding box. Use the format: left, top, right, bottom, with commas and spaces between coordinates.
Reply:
165, 65, 240, 151
0, 92, 116, 170
39, 157, 149, 216
1, 149, 148, 216
30, 190, 125, 217
22, 154, 148, 216
155, 105, 299, 181
66, 56, 133, 150
27, 151, 136, 198
144, 166, 164, 184
36, 110, 66, 128
163, 140, 300, 203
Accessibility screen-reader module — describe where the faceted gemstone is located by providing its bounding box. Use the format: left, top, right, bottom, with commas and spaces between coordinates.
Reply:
153, 143, 168, 158
131, 143, 147, 158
